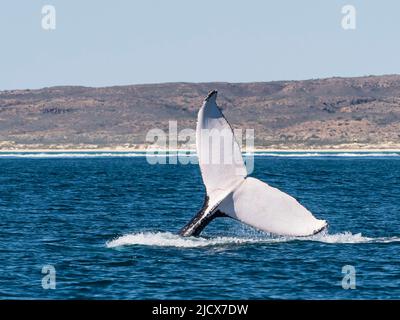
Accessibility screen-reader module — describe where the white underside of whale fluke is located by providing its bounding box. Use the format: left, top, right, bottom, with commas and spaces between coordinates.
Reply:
179, 90, 327, 237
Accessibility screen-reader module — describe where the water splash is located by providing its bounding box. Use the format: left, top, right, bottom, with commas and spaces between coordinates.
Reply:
106, 232, 269, 248
106, 231, 400, 248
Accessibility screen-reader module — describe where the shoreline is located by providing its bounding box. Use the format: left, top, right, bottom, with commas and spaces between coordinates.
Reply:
1, 147, 400, 153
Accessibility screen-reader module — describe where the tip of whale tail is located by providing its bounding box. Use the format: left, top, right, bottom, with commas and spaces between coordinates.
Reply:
205, 90, 218, 101
312, 221, 328, 235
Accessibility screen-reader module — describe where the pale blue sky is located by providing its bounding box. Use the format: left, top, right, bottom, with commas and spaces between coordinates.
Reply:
1, 0, 399, 90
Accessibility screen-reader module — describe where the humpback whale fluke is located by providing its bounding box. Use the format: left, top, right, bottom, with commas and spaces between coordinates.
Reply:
179, 90, 327, 237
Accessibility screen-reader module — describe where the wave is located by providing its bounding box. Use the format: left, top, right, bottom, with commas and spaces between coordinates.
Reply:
0, 152, 196, 158
106, 231, 400, 248
106, 232, 264, 248
245, 152, 400, 157
0, 151, 398, 158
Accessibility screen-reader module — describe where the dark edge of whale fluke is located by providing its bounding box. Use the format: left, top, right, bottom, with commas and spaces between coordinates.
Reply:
179, 195, 227, 237
179, 196, 211, 237
179, 210, 225, 237
312, 222, 328, 236
205, 90, 218, 101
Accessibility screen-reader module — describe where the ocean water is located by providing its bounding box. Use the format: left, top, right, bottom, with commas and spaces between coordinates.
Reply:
0, 152, 399, 299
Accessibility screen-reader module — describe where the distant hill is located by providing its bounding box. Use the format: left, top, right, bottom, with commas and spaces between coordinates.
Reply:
1, 75, 400, 149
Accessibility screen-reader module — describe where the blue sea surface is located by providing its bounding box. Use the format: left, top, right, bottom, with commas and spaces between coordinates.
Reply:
0, 152, 399, 299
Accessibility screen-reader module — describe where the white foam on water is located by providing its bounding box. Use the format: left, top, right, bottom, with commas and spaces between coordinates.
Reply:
245, 152, 400, 157
0, 152, 196, 158
106, 232, 272, 248
302, 231, 400, 244
302, 231, 372, 243
106, 231, 400, 248
0, 152, 398, 158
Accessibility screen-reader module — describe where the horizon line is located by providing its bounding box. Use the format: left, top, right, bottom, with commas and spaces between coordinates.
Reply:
2, 73, 400, 93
